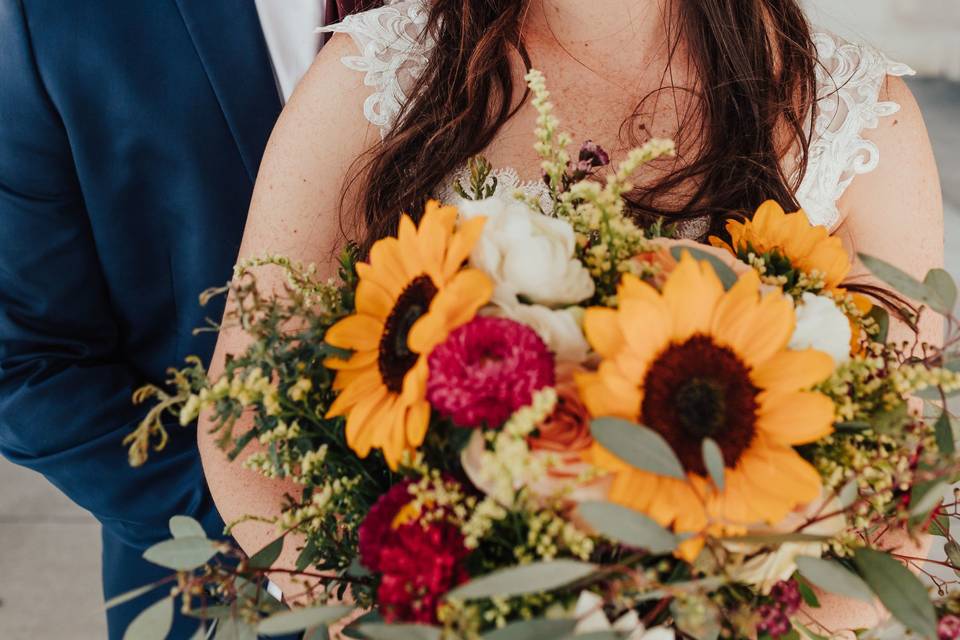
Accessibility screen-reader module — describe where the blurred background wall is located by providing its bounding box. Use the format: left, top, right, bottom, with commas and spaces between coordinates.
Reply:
804, 0, 960, 79
1, 4, 958, 638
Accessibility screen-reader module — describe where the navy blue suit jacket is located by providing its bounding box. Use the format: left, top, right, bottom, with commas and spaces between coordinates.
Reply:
0, 1, 284, 635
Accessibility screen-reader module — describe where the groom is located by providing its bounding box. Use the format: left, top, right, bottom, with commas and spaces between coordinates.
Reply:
0, 1, 368, 637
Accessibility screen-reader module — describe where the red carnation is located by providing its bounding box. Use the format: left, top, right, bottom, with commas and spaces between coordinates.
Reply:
377, 519, 470, 623
358, 481, 470, 624
358, 481, 414, 573
426, 316, 556, 428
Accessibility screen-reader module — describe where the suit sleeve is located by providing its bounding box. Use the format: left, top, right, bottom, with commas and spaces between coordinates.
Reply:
0, 0, 223, 548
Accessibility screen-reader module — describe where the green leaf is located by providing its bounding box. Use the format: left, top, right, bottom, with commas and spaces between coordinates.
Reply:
481, 619, 577, 640
258, 606, 354, 636
936, 411, 956, 455
142, 537, 219, 571
795, 556, 873, 603
838, 480, 860, 509
214, 618, 258, 640
795, 576, 821, 608
343, 612, 384, 639
353, 623, 441, 640
702, 438, 725, 491
944, 541, 960, 577
248, 537, 284, 570
591, 417, 685, 480
560, 633, 621, 640
169, 515, 207, 539
924, 268, 958, 314
724, 533, 830, 545
867, 306, 890, 343
931, 512, 951, 538
671, 246, 739, 290
577, 501, 677, 554
910, 480, 947, 518
446, 560, 597, 601
105, 582, 163, 610
853, 547, 937, 638
793, 623, 829, 640
122, 596, 173, 640
859, 254, 934, 307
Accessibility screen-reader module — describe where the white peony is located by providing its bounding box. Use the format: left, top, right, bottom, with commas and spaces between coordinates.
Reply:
574, 591, 675, 639
456, 195, 595, 307
789, 292, 852, 366
728, 493, 847, 593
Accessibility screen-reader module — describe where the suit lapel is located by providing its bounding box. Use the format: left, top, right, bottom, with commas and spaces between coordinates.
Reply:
173, 0, 283, 182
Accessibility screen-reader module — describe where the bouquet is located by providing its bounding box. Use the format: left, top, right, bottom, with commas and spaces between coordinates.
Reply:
121, 71, 960, 640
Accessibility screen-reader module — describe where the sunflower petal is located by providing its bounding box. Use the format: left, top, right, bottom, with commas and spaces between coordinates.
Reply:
344, 387, 390, 458
576, 371, 638, 421
408, 269, 492, 355
355, 279, 395, 319
750, 349, 835, 392
405, 400, 431, 448
369, 237, 411, 287
662, 252, 725, 341
326, 368, 383, 418
325, 314, 384, 351
582, 307, 625, 359
443, 216, 487, 279
756, 390, 835, 445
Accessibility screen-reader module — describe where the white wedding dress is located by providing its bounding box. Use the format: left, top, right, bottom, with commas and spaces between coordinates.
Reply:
321, 0, 914, 235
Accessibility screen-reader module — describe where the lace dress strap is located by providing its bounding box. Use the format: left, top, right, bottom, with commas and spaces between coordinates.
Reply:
319, 0, 431, 139
796, 31, 915, 230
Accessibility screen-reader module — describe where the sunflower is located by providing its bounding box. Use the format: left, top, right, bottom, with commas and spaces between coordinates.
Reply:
710, 200, 851, 291
577, 253, 836, 557
324, 201, 492, 469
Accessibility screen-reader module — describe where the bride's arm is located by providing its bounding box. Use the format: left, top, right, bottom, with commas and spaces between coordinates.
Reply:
803, 77, 944, 636
199, 34, 379, 594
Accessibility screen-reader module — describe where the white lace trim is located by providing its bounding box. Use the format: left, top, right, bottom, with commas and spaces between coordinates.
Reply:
319, 0, 430, 137
795, 32, 916, 229
325, 4, 914, 233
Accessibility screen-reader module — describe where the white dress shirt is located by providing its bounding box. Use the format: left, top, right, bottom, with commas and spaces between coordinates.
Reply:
255, 0, 324, 102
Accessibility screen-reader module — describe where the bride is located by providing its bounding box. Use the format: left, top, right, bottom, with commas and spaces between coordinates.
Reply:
200, 0, 943, 633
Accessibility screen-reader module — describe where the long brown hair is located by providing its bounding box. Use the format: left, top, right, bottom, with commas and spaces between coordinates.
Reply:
349, 0, 819, 252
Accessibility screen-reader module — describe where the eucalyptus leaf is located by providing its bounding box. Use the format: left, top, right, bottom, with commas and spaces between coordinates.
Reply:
353, 623, 441, 640
304, 627, 331, 640
858, 254, 936, 309
670, 246, 739, 290
446, 560, 597, 601
853, 547, 937, 639
924, 268, 958, 314
257, 606, 354, 636
935, 411, 955, 455
724, 533, 830, 545
169, 515, 207, 539
944, 541, 960, 578
343, 612, 384, 639
560, 632, 622, 640
248, 537, 284, 570
931, 513, 951, 538
578, 501, 677, 553
838, 480, 860, 509
105, 582, 162, 610
793, 623, 829, 640
481, 618, 577, 640
702, 438, 725, 491
591, 417, 685, 481
866, 306, 890, 343
910, 480, 947, 518
795, 556, 874, 603
122, 596, 173, 640
214, 618, 258, 640
142, 537, 219, 571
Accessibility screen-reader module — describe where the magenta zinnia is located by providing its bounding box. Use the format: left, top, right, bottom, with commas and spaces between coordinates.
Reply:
426, 316, 556, 428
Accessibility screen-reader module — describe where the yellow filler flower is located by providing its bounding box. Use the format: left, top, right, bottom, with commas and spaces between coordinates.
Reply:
324, 202, 492, 469
578, 253, 835, 557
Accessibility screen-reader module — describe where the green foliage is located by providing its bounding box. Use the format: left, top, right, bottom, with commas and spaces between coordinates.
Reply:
590, 417, 685, 481
853, 548, 937, 639
577, 501, 677, 554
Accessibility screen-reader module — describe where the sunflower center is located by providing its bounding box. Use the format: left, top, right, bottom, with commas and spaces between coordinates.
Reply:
641, 335, 759, 476
379, 275, 438, 393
